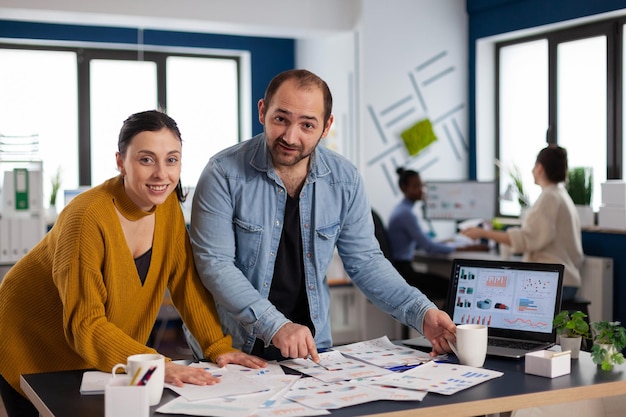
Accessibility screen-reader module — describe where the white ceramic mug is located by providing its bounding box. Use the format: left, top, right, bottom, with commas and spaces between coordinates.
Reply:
449, 324, 488, 367
112, 353, 165, 406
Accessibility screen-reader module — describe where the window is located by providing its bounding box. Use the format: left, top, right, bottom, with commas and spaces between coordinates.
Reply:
0, 48, 79, 202
0, 44, 242, 208
496, 20, 619, 215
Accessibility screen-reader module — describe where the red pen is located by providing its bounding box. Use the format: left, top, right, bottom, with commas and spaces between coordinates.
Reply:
136, 366, 157, 386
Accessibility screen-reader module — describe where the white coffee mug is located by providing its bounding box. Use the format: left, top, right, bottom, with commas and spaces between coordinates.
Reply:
449, 324, 488, 367
112, 353, 165, 406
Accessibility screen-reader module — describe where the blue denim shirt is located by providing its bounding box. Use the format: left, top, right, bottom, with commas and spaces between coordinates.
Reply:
189, 134, 436, 353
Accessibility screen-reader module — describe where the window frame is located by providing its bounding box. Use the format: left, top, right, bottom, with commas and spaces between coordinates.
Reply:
1, 41, 243, 186
494, 18, 625, 215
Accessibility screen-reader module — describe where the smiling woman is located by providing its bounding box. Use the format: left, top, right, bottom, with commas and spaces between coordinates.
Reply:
0, 110, 266, 417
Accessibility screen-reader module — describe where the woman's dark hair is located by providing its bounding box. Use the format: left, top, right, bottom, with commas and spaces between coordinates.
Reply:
536, 144, 568, 183
396, 167, 420, 190
263, 69, 333, 126
118, 110, 187, 203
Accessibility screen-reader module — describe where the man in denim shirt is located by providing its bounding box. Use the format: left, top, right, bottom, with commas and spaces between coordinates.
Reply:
187, 69, 456, 362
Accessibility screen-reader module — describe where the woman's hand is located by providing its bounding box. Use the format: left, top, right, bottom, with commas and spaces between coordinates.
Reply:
461, 227, 484, 241
164, 361, 220, 387
215, 351, 268, 369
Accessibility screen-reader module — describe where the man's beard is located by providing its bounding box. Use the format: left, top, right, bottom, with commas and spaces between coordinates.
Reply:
269, 136, 321, 167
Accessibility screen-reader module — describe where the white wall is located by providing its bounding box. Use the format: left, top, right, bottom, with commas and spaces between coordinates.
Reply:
359, 0, 468, 235
296, 33, 360, 166
0, 0, 469, 233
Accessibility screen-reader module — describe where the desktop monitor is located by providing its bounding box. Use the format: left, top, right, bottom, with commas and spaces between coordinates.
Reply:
424, 181, 496, 221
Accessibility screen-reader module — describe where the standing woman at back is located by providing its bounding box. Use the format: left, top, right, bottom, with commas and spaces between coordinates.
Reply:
462, 145, 584, 301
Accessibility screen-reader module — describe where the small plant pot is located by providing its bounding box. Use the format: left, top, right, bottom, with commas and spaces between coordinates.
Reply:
593, 343, 619, 371
559, 336, 582, 359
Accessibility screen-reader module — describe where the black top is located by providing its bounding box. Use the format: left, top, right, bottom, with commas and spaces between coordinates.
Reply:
269, 194, 313, 333
134, 247, 152, 285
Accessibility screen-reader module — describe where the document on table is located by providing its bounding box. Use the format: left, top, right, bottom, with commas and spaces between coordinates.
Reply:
157, 375, 307, 417
280, 350, 393, 383
372, 361, 503, 395
165, 361, 284, 401
331, 335, 435, 368
79, 371, 112, 395
284, 378, 386, 410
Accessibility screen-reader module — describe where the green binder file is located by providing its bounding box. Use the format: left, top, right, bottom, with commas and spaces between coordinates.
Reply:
14, 168, 29, 211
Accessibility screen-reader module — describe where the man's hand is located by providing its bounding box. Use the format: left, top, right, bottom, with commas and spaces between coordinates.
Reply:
271, 322, 320, 362
422, 308, 456, 356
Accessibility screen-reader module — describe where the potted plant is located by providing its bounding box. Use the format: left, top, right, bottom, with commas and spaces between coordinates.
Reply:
565, 166, 593, 227
591, 321, 626, 371
47, 166, 62, 226
553, 310, 590, 359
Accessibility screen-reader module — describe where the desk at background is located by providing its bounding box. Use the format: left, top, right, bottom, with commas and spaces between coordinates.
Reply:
412, 250, 513, 279
412, 250, 614, 325
20, 351, 626, 417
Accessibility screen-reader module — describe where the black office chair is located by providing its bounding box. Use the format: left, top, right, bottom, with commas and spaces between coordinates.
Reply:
372, 209, 392, 260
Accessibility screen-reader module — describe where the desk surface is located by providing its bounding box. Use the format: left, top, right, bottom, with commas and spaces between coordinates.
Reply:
21, 351, 626, 417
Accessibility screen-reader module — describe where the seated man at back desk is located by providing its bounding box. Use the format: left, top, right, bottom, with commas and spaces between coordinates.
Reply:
388, 168, 485, 304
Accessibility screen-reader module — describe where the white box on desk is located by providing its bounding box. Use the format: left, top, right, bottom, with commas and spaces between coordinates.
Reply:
105, 376, 148, 417
598, 205, 626, 229
601, 180, 626, 207
525, 350, 570, 378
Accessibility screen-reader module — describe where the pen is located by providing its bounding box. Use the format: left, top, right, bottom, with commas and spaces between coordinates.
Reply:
308, 355, 331, 371
129, 367, 143, 386
551, 350, 571, 357
136, 366, 157, 386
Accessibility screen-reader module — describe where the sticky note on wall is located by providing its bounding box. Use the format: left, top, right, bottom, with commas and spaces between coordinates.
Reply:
400, 118, 437, 156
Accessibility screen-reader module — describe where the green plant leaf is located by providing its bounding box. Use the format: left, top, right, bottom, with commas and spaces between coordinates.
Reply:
565, 167, 593, 205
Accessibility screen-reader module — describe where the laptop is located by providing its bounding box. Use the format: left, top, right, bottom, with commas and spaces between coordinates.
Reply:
405, 258, 564, 359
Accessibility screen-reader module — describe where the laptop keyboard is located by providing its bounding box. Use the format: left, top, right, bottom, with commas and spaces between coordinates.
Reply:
488, 338, 542, 351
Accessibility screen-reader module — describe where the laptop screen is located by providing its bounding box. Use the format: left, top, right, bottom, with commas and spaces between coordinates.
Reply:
446, 259, 564, 343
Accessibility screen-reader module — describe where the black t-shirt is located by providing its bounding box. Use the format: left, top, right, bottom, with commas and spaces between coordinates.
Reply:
269, 194, 313, 334
134, 247, 152, 285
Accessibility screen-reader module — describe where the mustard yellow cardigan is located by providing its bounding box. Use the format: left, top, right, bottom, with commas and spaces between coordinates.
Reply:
0, 176, 236, 394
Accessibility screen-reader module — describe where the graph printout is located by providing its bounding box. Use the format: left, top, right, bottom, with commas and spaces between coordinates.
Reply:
451, 265, 560, 334
331, 336, 433, 368
373, 361, 503, 395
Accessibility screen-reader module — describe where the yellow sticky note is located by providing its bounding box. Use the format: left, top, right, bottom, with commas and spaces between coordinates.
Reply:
400, 119, 437, 156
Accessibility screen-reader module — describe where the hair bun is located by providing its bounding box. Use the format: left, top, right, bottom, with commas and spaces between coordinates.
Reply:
396, 167, 405, 175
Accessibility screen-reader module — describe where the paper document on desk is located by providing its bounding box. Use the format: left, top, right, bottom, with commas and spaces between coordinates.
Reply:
280, 350, 392, 383
284, 378, 386, 410
372, 361, 502, 395
449, 233, 479, 248
457, 218, 485, 230
331, 336, 434, 368
165, 362, 284, 401
79, 371, 111, 395
157, 375, 303, 417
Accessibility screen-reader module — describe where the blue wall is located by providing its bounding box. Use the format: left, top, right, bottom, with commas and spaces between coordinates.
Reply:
0, 19, 296, 137
467, 0, 626, 324
466, 0, 626, 178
